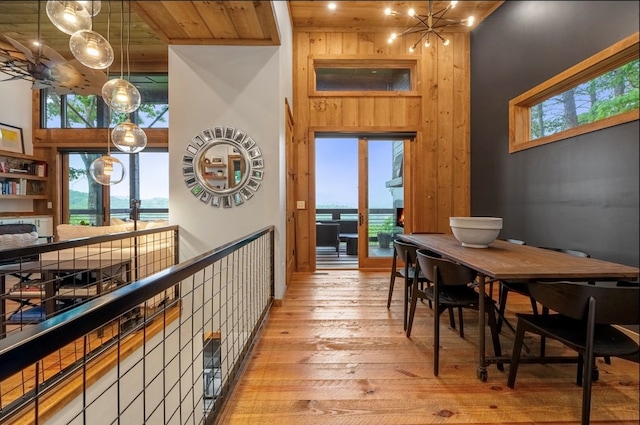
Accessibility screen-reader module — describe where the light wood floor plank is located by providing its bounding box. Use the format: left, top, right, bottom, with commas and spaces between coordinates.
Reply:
216, 270, 639, 424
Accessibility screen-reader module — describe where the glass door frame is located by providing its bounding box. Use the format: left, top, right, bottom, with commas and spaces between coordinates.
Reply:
357, 137, 410, 269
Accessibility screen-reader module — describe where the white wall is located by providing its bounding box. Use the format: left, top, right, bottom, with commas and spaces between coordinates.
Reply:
0, 79, 36, 213
168, 4, 292, 299
0, 79, 33, 155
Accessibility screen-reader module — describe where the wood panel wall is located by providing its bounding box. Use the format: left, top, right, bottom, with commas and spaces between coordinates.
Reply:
293, 31, 471, 271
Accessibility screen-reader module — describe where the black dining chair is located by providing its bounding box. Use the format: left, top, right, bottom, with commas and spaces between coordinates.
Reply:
496, 246, 590, 335
387, 240, 432, 331
413, 249, 503, 376
507, 280, 640, 425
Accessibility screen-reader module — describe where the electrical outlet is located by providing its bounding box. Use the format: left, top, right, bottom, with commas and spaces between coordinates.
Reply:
47, 201, 53, 209
296, 201, 306, 209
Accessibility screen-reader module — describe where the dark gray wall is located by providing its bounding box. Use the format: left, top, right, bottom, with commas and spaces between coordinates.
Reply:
470, 1, 639, 267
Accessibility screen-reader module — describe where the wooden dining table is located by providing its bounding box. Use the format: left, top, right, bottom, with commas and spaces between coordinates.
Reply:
396, 233, 639, 381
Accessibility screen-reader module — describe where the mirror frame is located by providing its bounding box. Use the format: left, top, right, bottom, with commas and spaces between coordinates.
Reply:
182, 125, 264, 208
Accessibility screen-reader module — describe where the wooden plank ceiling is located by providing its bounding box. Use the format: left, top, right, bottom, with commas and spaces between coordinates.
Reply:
0, 1, 503, 73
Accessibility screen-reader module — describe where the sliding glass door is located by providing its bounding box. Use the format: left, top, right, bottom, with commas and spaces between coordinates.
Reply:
315, 134, 406, 269
358, 138, 405, 268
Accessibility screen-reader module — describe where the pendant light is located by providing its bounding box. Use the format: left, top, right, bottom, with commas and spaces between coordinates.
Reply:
69, 1, 113, 70
69, 30, 113, 69
112, 120, 147, 153
102, 0, 141, 114
90, 154, 125, 185
90, 6, 124, 187
77, 0, 101, 16
46, 0, 92, 35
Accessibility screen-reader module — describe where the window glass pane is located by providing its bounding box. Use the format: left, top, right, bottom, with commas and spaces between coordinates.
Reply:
109, 153, 131, 221
530, 58, 639, 140
138, 151, 169, 221
316, 68, 411, 91
68, 152, 104, 225
42, 73, 168, 129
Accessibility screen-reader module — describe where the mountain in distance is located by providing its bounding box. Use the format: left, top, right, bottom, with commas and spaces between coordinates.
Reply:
69, 190, 168, 209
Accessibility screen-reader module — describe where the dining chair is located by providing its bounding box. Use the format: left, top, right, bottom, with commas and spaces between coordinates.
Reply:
507, 280, 640, 425
387, 240, 432, 331
387, 233, 443, 310
413, 249, 503, 376
496, 245, 590, 335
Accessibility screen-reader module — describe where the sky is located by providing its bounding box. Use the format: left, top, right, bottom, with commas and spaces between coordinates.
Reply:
315, 138, 395, 208
69, 152, 169, 199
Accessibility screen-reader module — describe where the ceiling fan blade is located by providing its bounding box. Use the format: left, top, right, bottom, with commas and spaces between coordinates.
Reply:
4, 36, 35, 64
66, 59, 108, 96
38, 44, 69, 66
0, 74, 27, 83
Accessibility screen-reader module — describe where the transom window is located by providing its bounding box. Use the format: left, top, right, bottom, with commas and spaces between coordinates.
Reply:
311, 58, 417, 94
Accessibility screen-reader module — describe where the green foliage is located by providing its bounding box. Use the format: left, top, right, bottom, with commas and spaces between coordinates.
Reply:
530, 58, 638, 139
370, 216, 394, 235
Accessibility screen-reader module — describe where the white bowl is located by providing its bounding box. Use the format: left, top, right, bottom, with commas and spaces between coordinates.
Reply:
449, 217, 503, 248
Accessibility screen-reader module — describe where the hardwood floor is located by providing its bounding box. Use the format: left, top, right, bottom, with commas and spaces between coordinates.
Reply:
217, 270, 639, 424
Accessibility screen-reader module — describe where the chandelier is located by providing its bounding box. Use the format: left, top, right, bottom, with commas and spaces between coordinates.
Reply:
385, 1, 475, 52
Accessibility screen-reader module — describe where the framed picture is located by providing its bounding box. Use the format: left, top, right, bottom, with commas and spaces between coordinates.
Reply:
0, 123, 24, 154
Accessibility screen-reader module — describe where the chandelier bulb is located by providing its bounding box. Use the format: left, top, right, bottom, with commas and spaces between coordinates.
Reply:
466, 16, 475, 27
408, 8, 415, 17
384, 7, 392, 15
451, 1, 458, 8
443, 38, 450, 46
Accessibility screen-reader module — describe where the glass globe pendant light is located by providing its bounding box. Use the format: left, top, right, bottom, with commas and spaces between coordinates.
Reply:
46, 0, 91, 35
90, 155, 125, 186
76, 0, 101, 16
69, 29, 114, 69
112, 120, 147, 153
102, 78, 141, 113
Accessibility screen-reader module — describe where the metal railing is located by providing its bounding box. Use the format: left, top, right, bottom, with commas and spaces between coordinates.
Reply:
0, 225, 274, 424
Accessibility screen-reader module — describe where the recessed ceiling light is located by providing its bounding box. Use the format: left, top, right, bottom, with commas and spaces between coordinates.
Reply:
328, 3, 337, 10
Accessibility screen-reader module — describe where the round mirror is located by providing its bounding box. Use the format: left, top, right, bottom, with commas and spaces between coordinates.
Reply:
182, 126, 264, 208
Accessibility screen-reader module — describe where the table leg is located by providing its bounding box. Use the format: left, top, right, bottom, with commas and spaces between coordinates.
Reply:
477, 274, 488, 381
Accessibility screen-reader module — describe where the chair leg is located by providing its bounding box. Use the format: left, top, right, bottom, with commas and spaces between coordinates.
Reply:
540, 306, 548, 357
497, 285, 509, 332
403, 277, 409, 331
448, 307, 456, 330
387, 251, 398, 309
457, 307, 464, 338
406, 282, 420, 338
581, 355, 595, 425
507, 321, 527, 388
434, 305, 442, 377
387, 273, 396, 309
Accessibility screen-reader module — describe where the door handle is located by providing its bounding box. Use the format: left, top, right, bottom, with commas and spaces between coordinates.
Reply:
359, 213, 363, 226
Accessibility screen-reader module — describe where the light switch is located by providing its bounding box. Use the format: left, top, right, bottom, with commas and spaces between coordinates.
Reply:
296, 201, 306, 209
